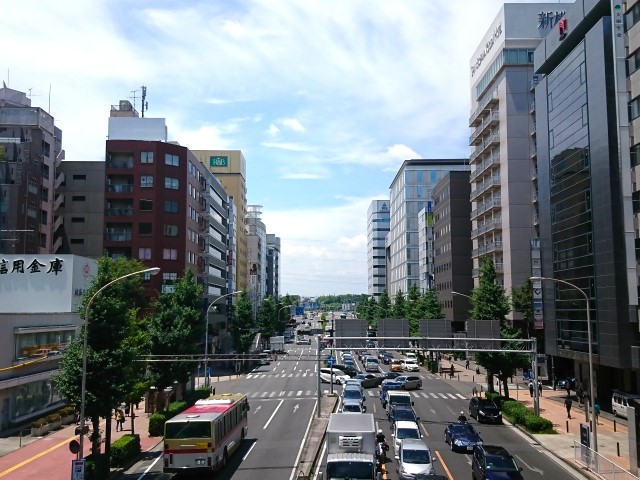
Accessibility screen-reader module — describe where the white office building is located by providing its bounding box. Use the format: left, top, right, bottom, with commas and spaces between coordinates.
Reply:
367, 200, 390, 298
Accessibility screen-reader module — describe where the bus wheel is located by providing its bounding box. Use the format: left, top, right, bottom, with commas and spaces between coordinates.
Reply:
222, 448, 228, 468
241, 427, 246, 439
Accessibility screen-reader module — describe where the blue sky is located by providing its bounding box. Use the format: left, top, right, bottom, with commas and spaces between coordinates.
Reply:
3, 0, 570, 296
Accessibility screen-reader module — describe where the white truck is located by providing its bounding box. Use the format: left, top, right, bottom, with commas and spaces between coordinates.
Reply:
320, 413, 381, 480
270, 336, 285, 353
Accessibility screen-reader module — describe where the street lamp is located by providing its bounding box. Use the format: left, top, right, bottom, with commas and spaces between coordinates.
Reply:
79, 266, 160, 457
276, 304, 292, 329
451, 291, 472, 299
530, 276, 597, 452
204, 291, 242, 387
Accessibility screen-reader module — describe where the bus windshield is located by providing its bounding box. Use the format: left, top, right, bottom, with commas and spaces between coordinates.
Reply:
165, 421, 211, 439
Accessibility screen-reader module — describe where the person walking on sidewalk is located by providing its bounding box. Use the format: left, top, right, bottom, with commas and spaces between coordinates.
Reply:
115, 408, 125, 432
594, 401, 601, 424
529, 380, 534, 397
564, 396, 573, 419
465, 359, 470, 369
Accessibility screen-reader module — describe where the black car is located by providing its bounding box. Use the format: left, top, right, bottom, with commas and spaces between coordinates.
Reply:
381, 371, 400, 381
330, 364, 359, 377
469, 397, 502, 424
471, 445, 523, 480
389, 404, 419, 426
444, 423, 483, 453
353, 373, 383, 388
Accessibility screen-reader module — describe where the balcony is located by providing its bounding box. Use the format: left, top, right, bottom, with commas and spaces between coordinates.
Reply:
530, 145, 537, 159
530, 101, 536, 114
530, 125, 537, 137
533, 214, 539, 225
470, 175, 501, 201
54, 193, 65, 210
531, 167, 538, 181
52, 235, 63, 253
53, 214, 64, 232
105, 230, 132, 242
107, 153, 134, 169
105, 207, 133, 217
55, 171, 65, 189
472, 240, 504, 257
469, 88, 499, 126
532, 191, 538, 203
106, 183, 134, 193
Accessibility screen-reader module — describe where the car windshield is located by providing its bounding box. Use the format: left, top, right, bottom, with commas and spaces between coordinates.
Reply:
451, 424, 476, 435
486, 456, 519, 471
397, 427, 420, 440
343, 390, 362, 400
403, 448, 431, 464
391, 396, 412, 406
342, 404, 361, 412
479, 401, 498, 411
327, 461, 373, 479
394, 410, 416, 421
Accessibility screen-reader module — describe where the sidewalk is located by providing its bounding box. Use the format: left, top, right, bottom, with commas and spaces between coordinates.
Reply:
0, 399, 162, 479
441, 358, 634, 479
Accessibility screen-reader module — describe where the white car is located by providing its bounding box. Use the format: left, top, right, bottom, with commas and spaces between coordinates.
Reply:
402, 359, 420, 372
392, 420, 422, 455
319, 367, 349, 384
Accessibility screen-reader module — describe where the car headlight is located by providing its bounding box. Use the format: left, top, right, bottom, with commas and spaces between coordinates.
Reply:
477, 441, 483, 445
454, 439, 465, 446
479, 410, 485, 415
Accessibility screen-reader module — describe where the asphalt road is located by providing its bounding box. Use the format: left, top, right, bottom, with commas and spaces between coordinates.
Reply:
122, 344, 584, 480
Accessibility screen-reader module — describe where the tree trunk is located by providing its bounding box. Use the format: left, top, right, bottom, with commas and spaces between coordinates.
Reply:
487, 371, 495, 393
105, 414, 112, 459
502, 378, 510, 399
91, 417, 101, 454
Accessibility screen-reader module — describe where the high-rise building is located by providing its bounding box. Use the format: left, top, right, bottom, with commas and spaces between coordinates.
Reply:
534, 0, 640, 396
388, 159, 468, 297
57, 161, 105, 257
246, 205, 267, 310
431, 171, 473, 330
469, 3, 562, 308
0, 85, 64, 254
104, 101, 233, 337
266, 233, 281, 301
367, 200, 390, 298
193, 150, 248, 292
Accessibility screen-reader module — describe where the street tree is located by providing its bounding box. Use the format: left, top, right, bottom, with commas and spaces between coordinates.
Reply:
469, 256, 511, 394
406, 283, 422, 336
146, 269, 203, 394
275, 300, 293, 334
257, 295, 277, 337
419, 288, 445, 320
392, 289, 406, 319
377, 289, 392, 320
232, 290, 256, 354
55, 257, 152, 460
511, 278, 542, 344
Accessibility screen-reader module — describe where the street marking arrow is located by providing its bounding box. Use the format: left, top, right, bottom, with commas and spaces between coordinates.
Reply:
252, 405, 262, 415
293, 404, 299, 413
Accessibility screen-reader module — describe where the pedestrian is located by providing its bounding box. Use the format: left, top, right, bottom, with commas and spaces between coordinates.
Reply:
565, 396, 573, 419
450, 364, 455, 379
529, 380, 534, 397
472, 386, 478, 397
476, 366, 480, 375
538, 381, 543, 396
565, 383, 571, 397
576, 385, 584, 406
115, 409, 125, 432
465, 359, 470, 369
594, 401, 601, 424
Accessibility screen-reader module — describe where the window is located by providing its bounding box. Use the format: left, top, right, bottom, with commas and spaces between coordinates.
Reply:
71, 217, 85, 223
72, 174, 86, 180
141, 175, 154, 187
164, 200, 179, 213
163, 224, 179, 236
72, 195, 86, 201
165, 177, 179, 190
165, 153, 180, 166
139, 223, 152, 235
163, 272, 178, 281
141, 151, 154, 163
138, 247, 151, 260
163, 248, 178, 260
70, 238, 84, 244
139, 199, 153, 211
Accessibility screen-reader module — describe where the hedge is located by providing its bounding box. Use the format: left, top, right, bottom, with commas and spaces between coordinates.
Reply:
147, 391, 210, 437
183, 387, 211, 405
501, 399, 554, 433
148, 412, 167, 437
166, 401, 188, 419
85, 452, 109, 480
111, 434, 141, 467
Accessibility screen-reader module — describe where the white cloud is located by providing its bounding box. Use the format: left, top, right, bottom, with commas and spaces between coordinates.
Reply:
261, 142, 314, 152
281, 118, 305, 132
266, 124, 280, 135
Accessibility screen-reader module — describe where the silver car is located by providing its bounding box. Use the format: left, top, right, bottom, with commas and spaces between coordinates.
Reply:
396, 438, 437, 479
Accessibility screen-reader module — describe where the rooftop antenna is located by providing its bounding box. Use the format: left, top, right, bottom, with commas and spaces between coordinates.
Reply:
130, 89, 139, 111
141, 85, 148, 118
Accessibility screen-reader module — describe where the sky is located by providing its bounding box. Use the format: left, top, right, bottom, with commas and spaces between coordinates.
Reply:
2, 0, 570, 297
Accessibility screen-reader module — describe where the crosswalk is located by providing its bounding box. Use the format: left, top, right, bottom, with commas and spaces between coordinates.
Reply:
247, 389, 468, 400
246, 372, 442, 380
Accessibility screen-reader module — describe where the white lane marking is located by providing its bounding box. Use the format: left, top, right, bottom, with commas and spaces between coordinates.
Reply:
447, 393, 457, 399
242, 440, 258, 461
260, 392, 267, 397
135, 451, 163, 480
430, 393, 439, 398
438, 393, 448, 399
297, 390, 303, 396
252, 405, 262, 414
456, 393, 466, 399
263, 399, 284, 429
269, 391, 276, 398
294, 404, 300, 412
288, 400, 318, 480
515, 454, 544, 475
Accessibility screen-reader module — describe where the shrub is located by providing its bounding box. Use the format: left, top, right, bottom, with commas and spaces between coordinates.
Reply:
524, 414, 554, 433
31, 418, 46, 428
85, 452, 109, 480
501, 400, 529, 424
484, 392, 507, 409
148, 412, 167, 437
183, 388, 211, 406
58, 406, 75, 418
111, 434, 141, 467
46, 413, 61, 424
166, 401, 188, 419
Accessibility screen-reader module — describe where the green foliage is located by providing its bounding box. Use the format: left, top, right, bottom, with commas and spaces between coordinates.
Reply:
512, 278, 545, 348
46, 413, 61, 424
419, 289, 445, 320
31, 418, 46, 428
392, 290, 406, 319
257, 296, 277, 336
469, 257, 510, 322
58, 406, 76, 417
85, 452, 109, 480
183, 387, 211, 405
524, 414, 555, 433
501, 399, 554, 433
146, 269, 204, 391
166, 401, 188, 419
232, 291, 257, 353
55, 257, 152, 437
377, 289, 392, 319
110, 434, 141, 467
148, 412, 168, 437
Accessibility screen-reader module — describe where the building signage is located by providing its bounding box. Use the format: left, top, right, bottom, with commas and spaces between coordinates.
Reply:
0, 257, 64, 275
558, 17, 568, 40
538, 11, 565, 29
0, 137, 21, 143
471, 24, 502, 77
209, 156, 228, 167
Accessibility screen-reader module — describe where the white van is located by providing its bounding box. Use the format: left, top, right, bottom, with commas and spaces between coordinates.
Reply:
612, 390, 640, 419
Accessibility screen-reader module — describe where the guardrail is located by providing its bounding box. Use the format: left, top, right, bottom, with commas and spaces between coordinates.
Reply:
573, 440, 638, 480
